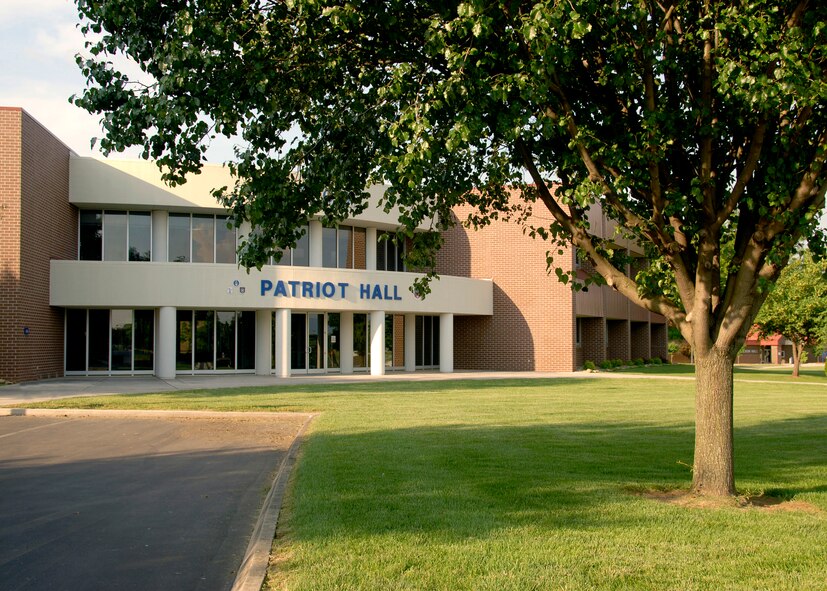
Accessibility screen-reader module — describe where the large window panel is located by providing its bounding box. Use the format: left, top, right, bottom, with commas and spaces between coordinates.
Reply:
79, 211, 102, 261
176, 310, 193, 370
192, 214, 215, 263
128, 212, 151, 261
293, 226, 310, 266
88, 309, 110, 371
215, 216, 236, 264
216, 311, 236, 370
237, 312, 256, 370
322, 226, 337, 268
353, 313, 368, 369
134, 310, 154, 370
104, 211, 127, 261
194, 310, 215, 369
110, 309, 133, 371
338, 226, 353, 269
169, 214, 191, 262
65, 309, 87, 371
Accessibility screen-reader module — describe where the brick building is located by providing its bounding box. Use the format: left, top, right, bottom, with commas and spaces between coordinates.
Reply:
0, 107, 666, 383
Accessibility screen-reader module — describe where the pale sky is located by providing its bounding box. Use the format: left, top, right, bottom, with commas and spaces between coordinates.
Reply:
0, 0, 235, 161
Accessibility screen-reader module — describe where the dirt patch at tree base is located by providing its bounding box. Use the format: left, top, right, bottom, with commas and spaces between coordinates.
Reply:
635, 488, 822, 513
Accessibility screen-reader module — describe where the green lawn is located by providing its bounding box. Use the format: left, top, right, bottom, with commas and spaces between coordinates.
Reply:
26, 377, 827, 590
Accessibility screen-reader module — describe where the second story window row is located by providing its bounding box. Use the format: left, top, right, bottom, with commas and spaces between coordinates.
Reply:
169, 213, 236, 264
79, 210, 151, 262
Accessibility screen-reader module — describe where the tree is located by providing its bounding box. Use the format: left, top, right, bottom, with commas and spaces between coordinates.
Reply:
755, 252, 827, 377
72, 0, 827, 497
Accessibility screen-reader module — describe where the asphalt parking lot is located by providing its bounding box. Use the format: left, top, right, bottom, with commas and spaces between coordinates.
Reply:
0, 411, 311, 591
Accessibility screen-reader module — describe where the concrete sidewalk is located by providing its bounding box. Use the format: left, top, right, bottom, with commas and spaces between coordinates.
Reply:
0, 371, 596, 406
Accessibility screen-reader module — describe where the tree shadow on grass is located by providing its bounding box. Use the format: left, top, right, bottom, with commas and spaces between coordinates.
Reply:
289, 414, 827, 542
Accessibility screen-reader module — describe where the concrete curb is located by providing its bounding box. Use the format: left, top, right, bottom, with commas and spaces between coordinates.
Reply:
0, 408, 310, 419
231, 413, 316, 591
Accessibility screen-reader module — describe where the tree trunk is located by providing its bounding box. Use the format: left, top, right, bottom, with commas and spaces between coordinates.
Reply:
691, 347, 736, 497
791, 341, 802, 377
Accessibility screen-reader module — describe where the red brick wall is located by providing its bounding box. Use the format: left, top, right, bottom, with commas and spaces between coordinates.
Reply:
437, 201, 576, 371
580, 317, 606, 365
630, 321, 651, 360
0, 108, 75, 382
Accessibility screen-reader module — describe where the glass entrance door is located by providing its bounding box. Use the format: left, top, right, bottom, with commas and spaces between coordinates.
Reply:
292, 312, 328, 373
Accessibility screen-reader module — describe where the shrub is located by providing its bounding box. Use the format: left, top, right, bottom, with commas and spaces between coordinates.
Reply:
583, 360, 596, 371
599, 360, 613, 370
649, 357, 663, 365
633, 358, 645, 366
613, 359, 624, 368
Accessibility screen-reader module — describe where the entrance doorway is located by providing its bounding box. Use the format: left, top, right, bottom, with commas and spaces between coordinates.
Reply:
291, 312, 341, 373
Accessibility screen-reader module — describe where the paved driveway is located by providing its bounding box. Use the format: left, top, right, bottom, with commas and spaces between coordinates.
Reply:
0, 411, 310, 591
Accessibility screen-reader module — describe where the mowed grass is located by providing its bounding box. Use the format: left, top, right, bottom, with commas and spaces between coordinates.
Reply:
617, 362, 827, 383
26, 377, 827, 590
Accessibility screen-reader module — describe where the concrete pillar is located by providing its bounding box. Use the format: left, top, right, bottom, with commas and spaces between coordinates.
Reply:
439, 313, 453, 373
255, 309, 272, 376
366, 227, 377, 271
404, 313, 416, 372
275, 308, 290, 377
156, 306, 176, 379
151, 210, 168, 262
340, 312, 354, 374
369, 310, 385, 376
309, 220, 323, 267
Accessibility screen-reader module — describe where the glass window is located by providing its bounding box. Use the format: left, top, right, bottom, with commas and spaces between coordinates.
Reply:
353, 313, 368, 368
272, 247, 290, 266
322, 226, 338, 268
88, 309, 110, 371
79, 211, 102, 261
215, 216, 236, 264
291, 313, 307, 370
377, 232, 387, 271
195, 310, 215, 369
103, 211, 127, 261
327, 313, 340, 369
237, 311, 256, 370
169, 214, 191, 262
292, 226, 310, 266
338, 226, 353, 269
111, 309, 132, 371
385, 313, 393, 367
176, 310, 193, 370
415, 315, 424, 366
128, 212, 151, 261
65, 309, 87, 371
216, 311, 236, 370
134, 310, 154, 370
192, 214, 215, 263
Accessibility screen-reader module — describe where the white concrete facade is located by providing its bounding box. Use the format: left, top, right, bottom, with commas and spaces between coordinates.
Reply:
55, 156, 493, 378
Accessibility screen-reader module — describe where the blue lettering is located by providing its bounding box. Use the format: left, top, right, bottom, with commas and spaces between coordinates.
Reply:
338, 282, 349, 298
372, 285, 383, 300
288, 280, 300, 297
393, 285, 402, 301
302, 281, 314, 298
360, 284, 371, 299
274, 280, 288, 297
260, 279, 273, 296
322, 282, 336, 298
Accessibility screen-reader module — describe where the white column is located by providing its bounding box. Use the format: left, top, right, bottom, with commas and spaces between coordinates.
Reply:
366, 227, 377, 271
439, 313, 454, 373
151, 210, 169, 262
255, 309, 272, 376
404, 313, 416, 372
156, 306, 176, 379
275, 308, 290, 378
340, 312, 354, 374
370, 310, 385, 376
309, 220, 323, 267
